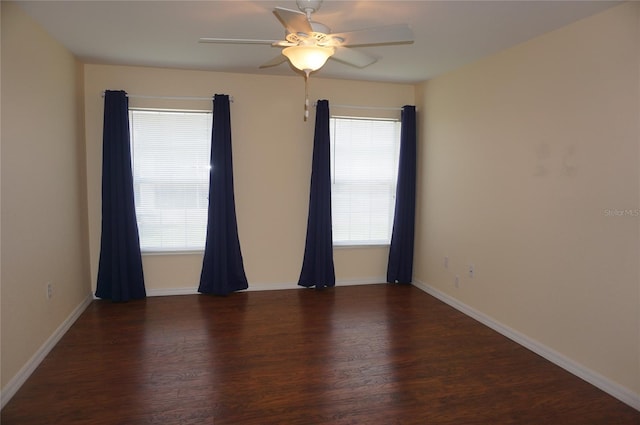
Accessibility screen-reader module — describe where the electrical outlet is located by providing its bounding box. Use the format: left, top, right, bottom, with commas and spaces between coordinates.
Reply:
454, 275, 460, 288
468, 265, 474, 279
46, 282, 53, 299
444, 256, 449, 269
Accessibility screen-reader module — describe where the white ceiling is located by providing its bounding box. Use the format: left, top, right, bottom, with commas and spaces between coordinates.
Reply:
15, 0, 619, 84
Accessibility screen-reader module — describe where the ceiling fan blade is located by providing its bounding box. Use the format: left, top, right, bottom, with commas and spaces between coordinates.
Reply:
259, 54, 288, 69
199, 38, 279, 45
273, 7, 313, 35
331, 24, 414, 47
331, 47, 377, 68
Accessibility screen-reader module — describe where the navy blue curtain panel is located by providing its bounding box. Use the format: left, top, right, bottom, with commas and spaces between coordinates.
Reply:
95, 90, 146, 302
387, 105, 417, 284
199, 94, 248, 296
298, 100, 336, 289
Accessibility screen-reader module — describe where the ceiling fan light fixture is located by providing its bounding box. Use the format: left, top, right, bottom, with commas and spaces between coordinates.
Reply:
282, 45, 334, 73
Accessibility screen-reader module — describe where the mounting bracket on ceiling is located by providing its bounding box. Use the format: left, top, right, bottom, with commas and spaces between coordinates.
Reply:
296, 0, 323, 19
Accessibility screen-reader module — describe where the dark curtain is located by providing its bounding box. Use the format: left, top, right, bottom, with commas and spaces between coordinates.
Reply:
199, 94, 248, 296
387, 105, 417, 284
95, 90, 146, 302
298, 99, 336, 289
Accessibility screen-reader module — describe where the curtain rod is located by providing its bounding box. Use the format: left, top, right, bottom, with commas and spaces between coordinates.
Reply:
101, 92, 233, 102
315, 102, 402, 112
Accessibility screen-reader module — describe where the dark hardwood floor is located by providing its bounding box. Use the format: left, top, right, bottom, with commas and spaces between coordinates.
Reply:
2, 284, 638, 424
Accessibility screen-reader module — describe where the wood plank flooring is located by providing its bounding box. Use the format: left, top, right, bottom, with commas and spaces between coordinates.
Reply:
2, 284, 638, 424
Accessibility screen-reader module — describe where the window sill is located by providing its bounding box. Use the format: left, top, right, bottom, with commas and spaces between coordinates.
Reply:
333, 243, 390, 249
141, 250, 204, 256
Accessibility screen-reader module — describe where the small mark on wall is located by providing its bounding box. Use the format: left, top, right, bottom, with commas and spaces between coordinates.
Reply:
533, 143, 551, 177
562, 145, 577, 177
533, 143, 577, 177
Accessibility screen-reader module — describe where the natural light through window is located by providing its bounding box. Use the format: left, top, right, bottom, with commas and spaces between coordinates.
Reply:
129, 109, 212, 252
330, 116, 401, 246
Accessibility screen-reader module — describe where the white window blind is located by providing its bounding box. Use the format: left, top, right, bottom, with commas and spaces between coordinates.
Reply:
330, 116, 401, 245
129, 109, 212, 252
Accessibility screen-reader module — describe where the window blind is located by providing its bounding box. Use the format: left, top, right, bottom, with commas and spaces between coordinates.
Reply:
129, 109, 212, 252
330, 117, 401, 245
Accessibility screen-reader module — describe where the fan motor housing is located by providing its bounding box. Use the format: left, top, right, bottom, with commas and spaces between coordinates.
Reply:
286, 21, 335, 46
310, 21, 330, 34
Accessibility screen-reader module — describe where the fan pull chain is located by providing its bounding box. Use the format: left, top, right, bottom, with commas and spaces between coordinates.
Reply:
304, 70, 310, 121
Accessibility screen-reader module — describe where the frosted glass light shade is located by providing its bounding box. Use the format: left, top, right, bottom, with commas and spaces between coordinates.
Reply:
283, 46, 334, 72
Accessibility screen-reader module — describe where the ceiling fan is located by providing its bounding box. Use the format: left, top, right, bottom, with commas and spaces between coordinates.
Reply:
199, 0, 414, 76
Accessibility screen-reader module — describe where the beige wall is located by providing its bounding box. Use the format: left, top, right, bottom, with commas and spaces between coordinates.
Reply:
1, 2, 91, 390
415, 2, 640, 395
83, 64, 414, 293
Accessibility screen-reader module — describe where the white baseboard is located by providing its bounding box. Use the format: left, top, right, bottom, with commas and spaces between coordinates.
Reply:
412, 279, 640, 412
336, 277, 387, 287
147, 278, 386, 296
146, 287, 199, 297
1, 293, 93, 409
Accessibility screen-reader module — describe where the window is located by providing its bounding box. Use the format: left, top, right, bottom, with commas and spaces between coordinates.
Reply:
129, 109, 212, 252
330, 116, 401, 246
